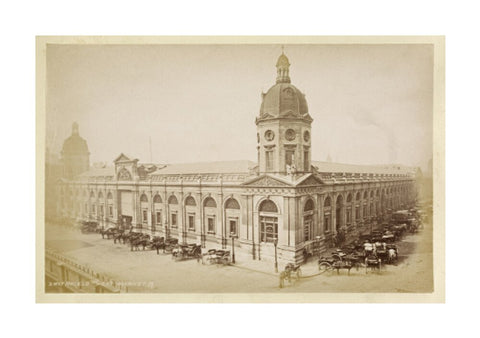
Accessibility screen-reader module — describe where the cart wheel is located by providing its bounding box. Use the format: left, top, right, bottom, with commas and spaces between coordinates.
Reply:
318, 262, 331, 272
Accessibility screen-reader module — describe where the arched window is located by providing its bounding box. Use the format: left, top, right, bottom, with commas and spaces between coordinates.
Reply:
118, 168, 132, 181
184, 196, 197, 231
364, 191, 368, 199
185, 196, 196, 206
259, 200, 278, 243
303, 199, 314, 241
168, 195, 178, 228
139, 194, 148, 223
90, 191, 95, 199
335, 195, 344, 231
107, 192, 113, 217
225, 198, 240, 209
98, 192, 104, 199
370, 191, 374, 198
168, 195, 178, 204
304, 199, 314, 212
259, 199, 278, 213
356, 192, 361, 201
324, 196, 331, 207
225, 198, 240, 235
336, 195, 344, 205
203, 197, 217, 208
204, 197, 217, 234
153, 194, 162, 225
347, 193, 352, 203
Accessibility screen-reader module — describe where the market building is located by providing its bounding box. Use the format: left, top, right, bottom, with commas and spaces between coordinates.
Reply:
55, 52, 418, 264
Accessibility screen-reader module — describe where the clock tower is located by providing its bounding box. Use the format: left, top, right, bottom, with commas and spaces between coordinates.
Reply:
256, 52, 313, 176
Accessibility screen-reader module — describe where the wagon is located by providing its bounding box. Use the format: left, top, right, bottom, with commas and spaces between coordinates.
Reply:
172, 243, 202, 261
318, 251, 354, 275
212, 250, 231, 266
365, 254, 382, 274
163, 238, 179, 254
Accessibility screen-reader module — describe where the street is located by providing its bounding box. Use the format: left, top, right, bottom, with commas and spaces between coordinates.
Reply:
45, 221, 433, 293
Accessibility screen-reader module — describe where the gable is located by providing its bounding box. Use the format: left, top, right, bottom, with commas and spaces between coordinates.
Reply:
114, 153, 139, 164
114, 153, 132, 163
243, 175, 293, 187
296, 175, 323, 186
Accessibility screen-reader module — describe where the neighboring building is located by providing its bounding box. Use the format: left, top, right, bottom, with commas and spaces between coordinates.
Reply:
61, 122, 90, 180
45, 147, 63, 221
56, 52, 417, 264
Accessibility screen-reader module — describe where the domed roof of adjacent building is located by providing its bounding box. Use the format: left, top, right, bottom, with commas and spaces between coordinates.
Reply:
61, 122, 90, 155
257, 52, 312, 123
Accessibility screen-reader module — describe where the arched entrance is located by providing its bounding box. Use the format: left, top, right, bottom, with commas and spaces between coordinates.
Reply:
259, 199, 279, 243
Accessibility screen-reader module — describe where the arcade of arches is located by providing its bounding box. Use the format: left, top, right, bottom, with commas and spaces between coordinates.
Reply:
59, 176, 417, 264
56, 51, 419, 264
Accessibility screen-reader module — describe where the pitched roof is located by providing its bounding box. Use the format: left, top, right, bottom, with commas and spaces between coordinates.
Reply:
312, 161, 415, 175
78, 167, 115, 177
152, 160, 257, 175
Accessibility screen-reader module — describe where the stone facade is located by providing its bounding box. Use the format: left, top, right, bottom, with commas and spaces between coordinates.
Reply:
55, 52, 418, 265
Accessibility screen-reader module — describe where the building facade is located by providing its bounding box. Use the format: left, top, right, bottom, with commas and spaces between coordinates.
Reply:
56, 52, 418, 264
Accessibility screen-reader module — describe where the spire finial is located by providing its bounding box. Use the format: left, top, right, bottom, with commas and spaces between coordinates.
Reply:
72, 122, 79, 136
275, 47, 291, 84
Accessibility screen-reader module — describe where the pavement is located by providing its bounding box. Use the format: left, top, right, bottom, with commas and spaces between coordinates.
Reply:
44, 221, 433, 293
226, 251, 320, 277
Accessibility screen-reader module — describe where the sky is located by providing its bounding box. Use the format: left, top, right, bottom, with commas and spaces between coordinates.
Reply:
46, 43, 433, 171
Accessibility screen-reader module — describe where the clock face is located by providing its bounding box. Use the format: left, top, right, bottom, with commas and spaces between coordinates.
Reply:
303, 130, 310, 142
285, 129, 296, 141
264, 130, 275, 141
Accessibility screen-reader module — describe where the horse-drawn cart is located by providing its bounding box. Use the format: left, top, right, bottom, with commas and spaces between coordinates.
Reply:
171, 243, 202, 261
279, 263, 302, 288
365, 254, 382, 274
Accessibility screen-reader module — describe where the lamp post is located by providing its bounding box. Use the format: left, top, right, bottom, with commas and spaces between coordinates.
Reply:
273, 237, 278, 273
315, 235, 321, 258
230, 232, 237, 264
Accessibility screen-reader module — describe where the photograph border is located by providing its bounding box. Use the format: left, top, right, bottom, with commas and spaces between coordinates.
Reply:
36, 35, 445, 303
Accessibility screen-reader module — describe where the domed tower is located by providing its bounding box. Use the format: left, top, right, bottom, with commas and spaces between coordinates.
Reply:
61, 122, 90, 179
256, 51, 313, 176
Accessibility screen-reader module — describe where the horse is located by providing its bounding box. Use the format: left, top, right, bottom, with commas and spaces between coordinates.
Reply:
150, 237, 165, 254
279, 263, 302, 288
131, 238, 149, 251
113, 230, 125, 244
387, 248, 398, 264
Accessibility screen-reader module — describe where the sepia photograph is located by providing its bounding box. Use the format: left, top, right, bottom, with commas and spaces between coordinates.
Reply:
37, 36, 444, 302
